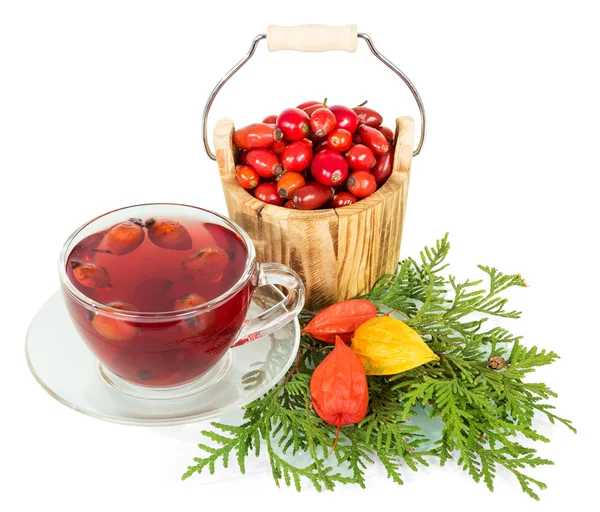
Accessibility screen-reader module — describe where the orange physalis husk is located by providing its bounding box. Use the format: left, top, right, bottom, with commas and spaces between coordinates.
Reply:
302, 299, 377, 343
352, 316, 439, 375
309, 336, 369, 449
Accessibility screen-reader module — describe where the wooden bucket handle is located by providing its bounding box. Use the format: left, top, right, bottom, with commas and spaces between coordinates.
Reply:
266, 24, 358, 53
202, 26, 426, 160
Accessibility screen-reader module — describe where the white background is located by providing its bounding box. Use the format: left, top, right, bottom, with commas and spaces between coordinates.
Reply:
1, 0, 598, 510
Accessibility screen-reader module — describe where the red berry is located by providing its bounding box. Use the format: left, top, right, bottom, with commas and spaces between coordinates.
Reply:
92, 302, 139, 341
314, 141, 330, 153
145, 219, 192, 250
303, 103, 325, 116
310, 108, 337, 137
71, 261, 111, 289
277, 172, 306, 198
277, 108, 311, 141
270, 139, 288, 155
296, 100, 320, 110
310, 132, 328, 145
173, 293, 206, 310
236, 165, 260, 189
103, 219, 145, 255
292, 182, 334, 210
358, 124, 390, 155
173, 294, 215, 334
352, 106, 383, 128
377, 126, 395, 145
283, 200, 297, 209
347, 171, 377, 198
327, 128, 353, 152
262, 114, 278, 124
311, 149, 349, 186
281, 139, 313, 172
246, 149, 283, 178
182, 248, 230, 277
346, 144, 375, 172
233, 123, 283, 150
371, 149, 395, 187
329, 105, 359, 134
254, 182, 284, 206
332, 192, 358, 208
239, 150, 249, 165
332, 180, 347, 191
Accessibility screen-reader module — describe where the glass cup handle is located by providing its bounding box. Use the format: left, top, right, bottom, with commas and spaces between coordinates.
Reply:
232, 263, 305, 348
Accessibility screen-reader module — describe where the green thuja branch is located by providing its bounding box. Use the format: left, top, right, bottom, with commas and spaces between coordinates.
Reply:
183, 234, 574, 499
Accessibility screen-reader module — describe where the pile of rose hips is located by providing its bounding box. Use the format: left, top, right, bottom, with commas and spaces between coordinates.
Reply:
233, 100, 395, 210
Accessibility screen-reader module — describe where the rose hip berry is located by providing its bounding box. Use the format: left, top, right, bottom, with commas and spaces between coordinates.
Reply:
346, 144, 375, 172
310, 131, 328, 145
327, 129, 353, 152
182, 247, 230, 278
239, 150, 249, 165
347, 171, 377, 198
371, 149, 395, 187
277, 172, 306, 198
92, 302, 139, 342
254, 182, 284, 206
270, 139, 288, 155
332, 192, 358, 208
358, 124, 390, 155
262, 114, 278, 124
314, 141, 330, 153
173, 294, 216, 334
310, 108, 337, 137
233, 123, 283, 150
236, 165, 260, 189
71, 261, 112, 289
173, 293, 206, 311
352, 106, 383, 127
283, 200, 296, 209
104, 219, 145, 255
296, 100, 320, 110
377, 126, 394, 144
311, 149, 349, 186
329, 105, 359, 134
281, 139, 313, 172
246, 149, 283, 178
276, 108, 310, 141
145, 218, 193, 250
301, 99, 327, 117
292, 182, 334, 210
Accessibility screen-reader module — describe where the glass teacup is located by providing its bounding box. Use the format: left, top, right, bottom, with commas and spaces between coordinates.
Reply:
59, 203, 304, 394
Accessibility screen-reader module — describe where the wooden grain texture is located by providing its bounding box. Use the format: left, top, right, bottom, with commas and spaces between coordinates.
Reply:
214, 116, 415, 312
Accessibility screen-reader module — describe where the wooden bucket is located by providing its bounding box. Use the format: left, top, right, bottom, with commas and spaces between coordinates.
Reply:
203, 24, 425, 312
214, 116, 415, 312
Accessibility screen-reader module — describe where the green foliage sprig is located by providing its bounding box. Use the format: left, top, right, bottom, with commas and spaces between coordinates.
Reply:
182, 235, 575, 499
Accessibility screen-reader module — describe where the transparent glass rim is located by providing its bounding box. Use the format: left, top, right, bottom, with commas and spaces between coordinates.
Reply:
58, 202, 257, 321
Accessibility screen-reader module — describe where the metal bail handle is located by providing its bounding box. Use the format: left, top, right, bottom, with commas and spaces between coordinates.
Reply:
202, 24, 426, 160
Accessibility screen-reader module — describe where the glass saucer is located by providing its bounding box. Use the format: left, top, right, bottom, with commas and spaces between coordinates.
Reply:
25, 286, 300, 426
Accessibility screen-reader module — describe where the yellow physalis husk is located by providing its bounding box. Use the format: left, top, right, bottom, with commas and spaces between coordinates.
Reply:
351, 316, 439, 375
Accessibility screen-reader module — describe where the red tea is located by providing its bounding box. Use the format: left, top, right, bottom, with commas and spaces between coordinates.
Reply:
63, 217, 253, 387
